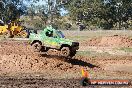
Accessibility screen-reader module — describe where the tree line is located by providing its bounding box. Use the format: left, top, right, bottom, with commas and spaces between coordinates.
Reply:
0, 0, 131, 30
64, 0, 132, 30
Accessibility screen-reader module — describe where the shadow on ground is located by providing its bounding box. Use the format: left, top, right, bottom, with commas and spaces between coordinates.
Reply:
65, 58, 99, 68
41, 54, 99, 68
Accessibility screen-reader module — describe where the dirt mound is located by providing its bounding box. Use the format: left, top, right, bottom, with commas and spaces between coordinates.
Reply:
1, 40, 131, 80
0, 40, 84, 78
82, 35, 132, 47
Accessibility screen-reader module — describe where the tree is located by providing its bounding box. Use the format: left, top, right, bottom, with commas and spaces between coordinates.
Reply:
0, 0, 28, 23
63, 0, 132, 30
26, 0, 62, 27
63, 0, 103, 29
99, 0, 132, 29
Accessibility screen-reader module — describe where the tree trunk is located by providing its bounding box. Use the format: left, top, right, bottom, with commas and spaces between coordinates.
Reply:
119, 21, 121, 30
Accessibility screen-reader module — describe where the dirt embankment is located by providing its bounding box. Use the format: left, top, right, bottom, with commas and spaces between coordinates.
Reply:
82, 35, 132, 47
0, 40, 96, 78
0, 39, 131, 80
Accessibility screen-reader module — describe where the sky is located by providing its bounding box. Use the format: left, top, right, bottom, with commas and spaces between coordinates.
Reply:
60, 8, 68, 16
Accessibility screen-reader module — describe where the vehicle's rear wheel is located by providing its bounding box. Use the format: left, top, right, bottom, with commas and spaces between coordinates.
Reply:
32, 42, 42, 52
60, 47, 70, 57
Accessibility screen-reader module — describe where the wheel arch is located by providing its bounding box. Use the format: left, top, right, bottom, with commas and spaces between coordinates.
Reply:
31, 40, 42, 46
60, 44, 71, 50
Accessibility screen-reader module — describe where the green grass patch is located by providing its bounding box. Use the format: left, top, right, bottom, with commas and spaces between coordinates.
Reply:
77, 50, 113, 58
119, 47, 132, 52
77, 51, 91, 56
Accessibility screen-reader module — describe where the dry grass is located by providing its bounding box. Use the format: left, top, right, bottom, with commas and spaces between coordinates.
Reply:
62, 30, 132, 39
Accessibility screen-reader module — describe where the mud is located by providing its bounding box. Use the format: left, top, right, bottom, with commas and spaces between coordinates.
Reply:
0, 40, 131, 77
0, 37, 131, 87
0, 40, 88, 78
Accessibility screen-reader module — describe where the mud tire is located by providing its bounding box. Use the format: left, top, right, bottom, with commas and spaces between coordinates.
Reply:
70, 50, 77, 57
32, 42, 42, 52
60, 47, 70, 57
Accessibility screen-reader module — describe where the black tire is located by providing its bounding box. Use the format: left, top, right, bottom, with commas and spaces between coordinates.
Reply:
32, 42, 42, 52
70, 50, 77, 57
60, 47, 70, 57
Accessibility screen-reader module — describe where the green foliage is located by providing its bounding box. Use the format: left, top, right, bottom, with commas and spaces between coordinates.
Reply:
119, 47, 132, 52
26, 0, 62, 27
0, 0, 27, 23
64, 0, 132, 30
0, 0, 131, 30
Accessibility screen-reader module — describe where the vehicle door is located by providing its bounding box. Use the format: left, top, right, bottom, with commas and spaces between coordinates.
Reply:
44, 30, 59, 48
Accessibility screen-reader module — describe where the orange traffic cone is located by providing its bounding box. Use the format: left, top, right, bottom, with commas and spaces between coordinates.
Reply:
81, 68, 89, 78
80, 68, 91, 86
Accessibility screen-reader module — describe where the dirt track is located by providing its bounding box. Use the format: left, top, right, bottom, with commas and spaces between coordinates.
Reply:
0, 40, 131, 78
0, 40, 86, 78
0, 35, 132, 87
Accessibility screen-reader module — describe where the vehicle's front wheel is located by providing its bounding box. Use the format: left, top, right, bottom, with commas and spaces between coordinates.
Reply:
60, 47, 70, 57
70, 49, 77, 57
32, 42, 42, 52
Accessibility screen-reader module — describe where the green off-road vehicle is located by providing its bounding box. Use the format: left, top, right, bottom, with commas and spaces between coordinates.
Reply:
29, 26, 79, 57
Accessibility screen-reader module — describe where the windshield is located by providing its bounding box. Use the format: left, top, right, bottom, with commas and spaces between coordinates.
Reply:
56, 31, 65, 38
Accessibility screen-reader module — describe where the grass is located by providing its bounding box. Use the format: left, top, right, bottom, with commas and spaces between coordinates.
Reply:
63, 30, 132, 43
63, 30, 132, 38
119, 47, 132, 52
77, 51, 111, 57
66, 36, 89, 41
77, 51, 91, 56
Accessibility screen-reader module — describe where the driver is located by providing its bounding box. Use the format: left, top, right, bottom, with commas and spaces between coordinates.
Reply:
46, 30, 53, 37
